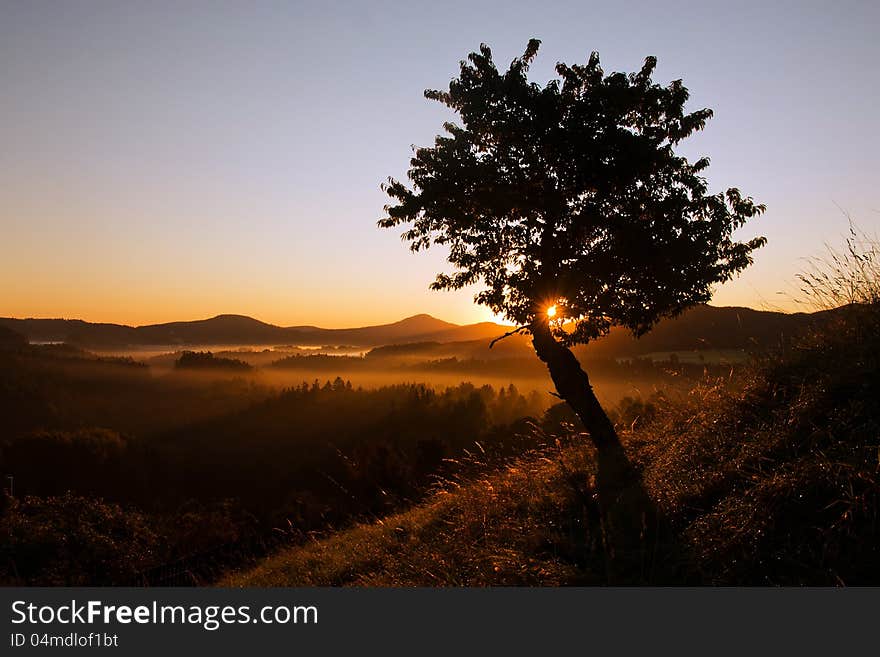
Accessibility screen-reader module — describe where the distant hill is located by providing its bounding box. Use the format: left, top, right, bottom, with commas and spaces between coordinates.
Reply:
580, 305, 826, 357
0, 305, 829, 354
366, 306, 829, 361
0, 313, 502, 348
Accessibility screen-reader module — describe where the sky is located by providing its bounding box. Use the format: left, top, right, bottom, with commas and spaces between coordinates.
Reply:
1, 0, 878, 328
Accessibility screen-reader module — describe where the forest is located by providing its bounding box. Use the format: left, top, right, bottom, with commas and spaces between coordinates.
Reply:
0, 325, 728, 585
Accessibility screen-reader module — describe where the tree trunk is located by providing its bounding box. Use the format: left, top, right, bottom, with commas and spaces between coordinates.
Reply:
531, 317, 657, 580
530, 318, 619, 450
529, 317, 634, 497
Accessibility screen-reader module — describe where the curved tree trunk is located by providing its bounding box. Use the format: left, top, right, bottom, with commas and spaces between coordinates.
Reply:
530, 318, 633, 491
530, 319, 619, 450
531, 318, 658, 579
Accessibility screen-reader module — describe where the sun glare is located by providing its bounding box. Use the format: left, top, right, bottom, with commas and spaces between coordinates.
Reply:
547, 305, 557, 318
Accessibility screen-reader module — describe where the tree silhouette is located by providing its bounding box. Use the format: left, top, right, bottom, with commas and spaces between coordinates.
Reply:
380, 40, 765, 493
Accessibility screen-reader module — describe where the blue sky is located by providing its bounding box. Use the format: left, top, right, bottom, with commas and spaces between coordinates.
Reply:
1, 0, 877, 326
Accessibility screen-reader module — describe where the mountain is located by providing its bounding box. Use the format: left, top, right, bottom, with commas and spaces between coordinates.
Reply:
579, 305, 824, 357
364, 305, 830, 361
135, 315, 288, 345
281, 314, 468, 346
0, 313, 505, 348
0, 305, 829, 354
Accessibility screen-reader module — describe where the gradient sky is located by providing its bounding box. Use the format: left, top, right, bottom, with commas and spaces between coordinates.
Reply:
1, 1, 878, 327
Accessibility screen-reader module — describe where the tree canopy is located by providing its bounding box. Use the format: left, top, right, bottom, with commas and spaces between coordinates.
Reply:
380, 40, 766, 346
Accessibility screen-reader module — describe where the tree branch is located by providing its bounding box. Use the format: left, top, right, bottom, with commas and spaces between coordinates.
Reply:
489, 325, 529, 349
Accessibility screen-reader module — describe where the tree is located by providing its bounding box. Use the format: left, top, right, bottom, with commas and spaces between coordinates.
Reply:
380, 40, 765, 465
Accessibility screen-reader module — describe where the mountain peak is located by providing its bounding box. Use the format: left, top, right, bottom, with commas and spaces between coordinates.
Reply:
205, 314, 275, 326
211, 314, 256, 320
392, 314, 459, 331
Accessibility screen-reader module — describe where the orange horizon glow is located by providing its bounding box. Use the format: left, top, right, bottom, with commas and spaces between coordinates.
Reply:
0, 288, 804, 329
3, 5, 872, 331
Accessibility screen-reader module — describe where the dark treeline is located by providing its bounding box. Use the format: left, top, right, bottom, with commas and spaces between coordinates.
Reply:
175, 350, 253, 372
401, 355, 737, 379
269, 351, 740, 379
144, 378, 546, 515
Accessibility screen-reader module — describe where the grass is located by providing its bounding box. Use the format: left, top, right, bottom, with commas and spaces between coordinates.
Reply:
220, 443, 603, 586
221, 302, 879, 586
222, 233, 880, 587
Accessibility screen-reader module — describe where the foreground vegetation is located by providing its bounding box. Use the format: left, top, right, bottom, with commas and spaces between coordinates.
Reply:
2, 262, 876, 586
224, 302, 879, 586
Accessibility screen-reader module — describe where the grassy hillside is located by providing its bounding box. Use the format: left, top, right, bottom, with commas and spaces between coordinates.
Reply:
223, 302, 879, 586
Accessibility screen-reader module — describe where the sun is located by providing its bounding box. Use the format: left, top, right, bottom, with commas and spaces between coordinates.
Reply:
546, 305, 557, 318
